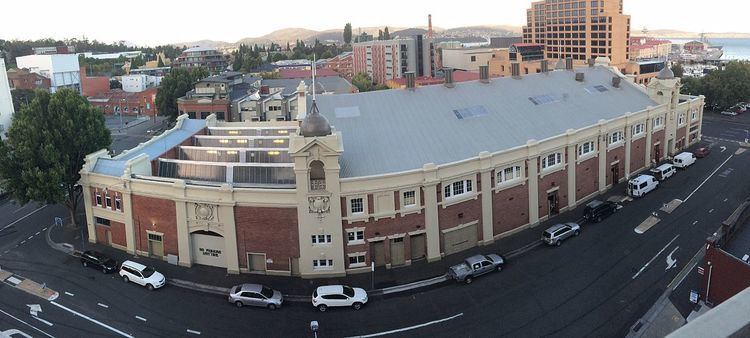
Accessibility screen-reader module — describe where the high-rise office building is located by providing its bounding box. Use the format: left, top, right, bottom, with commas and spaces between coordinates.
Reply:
522, 0, 631, 66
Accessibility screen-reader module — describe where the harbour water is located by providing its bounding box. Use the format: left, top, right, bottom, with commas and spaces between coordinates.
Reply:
665, 38, 750, 61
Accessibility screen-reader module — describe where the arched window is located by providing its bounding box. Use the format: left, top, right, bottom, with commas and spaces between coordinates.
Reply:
310, 160, 326, 191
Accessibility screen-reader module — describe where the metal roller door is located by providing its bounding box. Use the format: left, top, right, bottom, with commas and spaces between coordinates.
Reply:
390, 238, 405, 266
410, 234, 426, 260
443, 223, 478, 256
372, 241, 386, 267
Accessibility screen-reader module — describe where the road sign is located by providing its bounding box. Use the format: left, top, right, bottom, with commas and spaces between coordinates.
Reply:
690, 290, 699, 304
54, 217, 63, 227
697, 266, 705, 275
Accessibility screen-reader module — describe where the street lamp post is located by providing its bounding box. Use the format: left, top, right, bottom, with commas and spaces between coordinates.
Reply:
119, 98, 125, 131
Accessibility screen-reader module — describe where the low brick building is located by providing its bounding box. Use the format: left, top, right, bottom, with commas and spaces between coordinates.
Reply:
80, 67, 111, 97
6, 68, 51, 91
87, 87, 158, 117
80, 62, 704, 278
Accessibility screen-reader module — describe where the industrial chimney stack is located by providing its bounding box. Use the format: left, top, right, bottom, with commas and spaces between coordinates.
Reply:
428, 14, 433, 39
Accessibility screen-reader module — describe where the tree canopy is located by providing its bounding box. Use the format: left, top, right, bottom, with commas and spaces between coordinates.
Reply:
681, 61, 750, 110
0, 89, 111, 226
155, 67, 208, 122
343, 23, 353, 45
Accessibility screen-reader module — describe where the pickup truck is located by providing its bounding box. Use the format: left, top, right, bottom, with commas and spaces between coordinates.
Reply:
448, 254, 505, 284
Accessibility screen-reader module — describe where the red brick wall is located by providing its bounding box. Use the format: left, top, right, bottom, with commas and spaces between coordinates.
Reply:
492, 182, 529, 236
95, 224, 109, 245
235, 206, 299, 271
677, 125, 688, 150
177, 100, 232, 121
605, 145, 626, 186
131, 195, 178, 256
110, 221, 126, 247
576, 156, 599, 200
701, 241, 750, 305
538, 166, 568, 218
81, 67, 110, 97
630, 137, 647, 173
652, 129, 666, 161
438, 197, 482, 239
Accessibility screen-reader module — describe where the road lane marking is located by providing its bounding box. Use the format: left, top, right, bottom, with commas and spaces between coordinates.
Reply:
352, 313, 464, 337
187, 329, 202, 335
1, 205, 47, 231
692, 221, 698, 225
632, 235, 680, 280
723, 198, 728, 202
35, 231, 40, 236
0, 308, 55, 338
20, 240, 26, 245
684, 154, 734, 202
27, 236, 33, 240
135, 316, 147, 322
33, 316, 54, 326
50, 301, 133, 338
665, 247, 679, 271
7, 277, 22, 285
708, 209, 714, 213
97, 303, 109, 308
64, 292, 74, 297
42, 227, 47, 231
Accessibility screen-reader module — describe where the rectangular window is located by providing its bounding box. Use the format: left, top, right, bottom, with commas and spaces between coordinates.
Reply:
347, 230, 365, 243
444, 180, 473, 198
608, 131, 624, 145
105, 194, 112, 209
653, 116, 664, 128
147, 233, 162, 242
632, 123, 645, 137
578, 141, 595, 157
402, 191, 416, 207
348, 254, 366, 267
94, 217, 110, 226
678, 113, 686, 125
350, 198, 364, 214
114, 196, 122, 211
691, 109, 698, 121
541, 153, 562, 169
95, 191, 102, 206
313, 259, 334, 270
497, 166, 522, 184
311, 234, 332, 245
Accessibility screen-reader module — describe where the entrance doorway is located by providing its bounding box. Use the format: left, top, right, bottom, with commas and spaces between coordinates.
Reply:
654, 144, 661, 162
371, 241, 386, 267
147, 233, 164, 258
611, 163, 620, 186
390, 238, 405, 266
248, 253, 267, 273
547, 191, 559, 217
410, 234, 426, 261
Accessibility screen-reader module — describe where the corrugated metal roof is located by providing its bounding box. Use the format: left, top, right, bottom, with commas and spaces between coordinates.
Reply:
310, 67, 657, 178
92, 119, 206, 176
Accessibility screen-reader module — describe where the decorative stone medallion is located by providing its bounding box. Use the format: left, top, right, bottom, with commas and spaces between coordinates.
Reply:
308, 196, 330, 220
194, 203, 215, 221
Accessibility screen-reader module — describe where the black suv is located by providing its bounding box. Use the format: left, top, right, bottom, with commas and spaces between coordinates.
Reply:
583, 200, 619, 222
80, 250, 118, 274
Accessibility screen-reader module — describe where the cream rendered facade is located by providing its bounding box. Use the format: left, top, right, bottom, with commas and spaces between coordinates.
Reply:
80, 73, 704, 278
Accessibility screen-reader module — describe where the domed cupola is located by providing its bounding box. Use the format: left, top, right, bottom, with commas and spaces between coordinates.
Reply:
300, 101, 331, 137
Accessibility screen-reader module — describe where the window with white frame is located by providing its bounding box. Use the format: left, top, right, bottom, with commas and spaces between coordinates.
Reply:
497, 165, 522, 184
631, 123, 645, 137
350, 197, 364, 214
678, 113, 686, 125
444, 179, 473, 198
311, 234, 332, 245
608, 131, 624, 145
691, 109, 698, 121
653, 116, 664, 129
541, 153, 562, 170
95, 190, 102, 207
402, 190, 416, 207
105, 194, 112, 209
347, 230, 365, 244
313, 259, 334, 270
114, 195, 122, 211
578, 141, 595, 157
348, 254, 366, 267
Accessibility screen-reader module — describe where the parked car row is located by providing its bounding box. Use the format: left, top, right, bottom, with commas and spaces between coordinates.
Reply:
720, 102, 748, 116
80, 251, 166, 291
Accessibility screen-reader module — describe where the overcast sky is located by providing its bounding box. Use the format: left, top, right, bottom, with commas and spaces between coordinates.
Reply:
1, 0, 745, 46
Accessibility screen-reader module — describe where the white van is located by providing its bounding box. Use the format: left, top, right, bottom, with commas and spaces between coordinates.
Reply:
649, 164, 677, 181
672, 152, 696, 169
628, 174, 659, 197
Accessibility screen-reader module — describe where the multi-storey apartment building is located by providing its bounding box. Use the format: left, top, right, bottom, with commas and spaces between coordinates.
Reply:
172, 47, 230, 75
80, 61, 704, 278
15, 54, 81, 93
324, 52, 354, 80
522, 0, 631, 66
352, 35, 435, 84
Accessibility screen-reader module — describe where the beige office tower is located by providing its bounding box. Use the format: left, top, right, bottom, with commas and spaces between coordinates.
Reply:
522, 0, 631, 66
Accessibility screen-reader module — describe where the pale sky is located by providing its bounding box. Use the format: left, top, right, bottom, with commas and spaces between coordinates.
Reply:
0, 0, 746, 46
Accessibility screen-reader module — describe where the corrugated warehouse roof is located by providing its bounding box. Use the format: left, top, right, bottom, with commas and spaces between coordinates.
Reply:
92, 119, 206, 176
311, 67, 657, 178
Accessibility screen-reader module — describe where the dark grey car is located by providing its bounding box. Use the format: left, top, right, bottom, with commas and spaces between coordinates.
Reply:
228, 283, 283, 310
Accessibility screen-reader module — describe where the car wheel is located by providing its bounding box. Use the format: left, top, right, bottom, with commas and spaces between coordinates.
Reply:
465, 277, 473, 284
82, 261, 88, 267
555, 240, 561, 246
122, 275, 129, 283
235, 301, 244, 308
267, 304, 277, 311
102, 267, 108, 274
318, 304, 327, 312
496, 265, 503, 272
596, 216, 602, 222
574, 230, 580, 236
146, 284, 154, 291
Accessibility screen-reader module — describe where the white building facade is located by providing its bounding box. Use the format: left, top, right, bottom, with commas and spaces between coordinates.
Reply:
16, 54, 81, 93
0, 59, 14, 138
121, 74, 161, 93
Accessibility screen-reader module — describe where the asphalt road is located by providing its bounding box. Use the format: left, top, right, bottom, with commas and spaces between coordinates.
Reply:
0, 117, 748, 337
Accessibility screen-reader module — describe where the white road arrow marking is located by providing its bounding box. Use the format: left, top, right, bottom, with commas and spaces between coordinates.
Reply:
666, 247, 679, 271
27, 304, 42, 317
720, 146, 727, 152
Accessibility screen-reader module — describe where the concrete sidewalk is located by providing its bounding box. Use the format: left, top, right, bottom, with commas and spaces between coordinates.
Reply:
0, 267, 59, 301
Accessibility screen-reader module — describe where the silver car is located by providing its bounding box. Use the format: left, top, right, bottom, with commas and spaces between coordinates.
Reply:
542, 222, 581, 246
228, 283, 283, 310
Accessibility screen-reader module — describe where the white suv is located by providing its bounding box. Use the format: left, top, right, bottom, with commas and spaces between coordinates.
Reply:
312, 285, 368, 312
119, 260, 166, 291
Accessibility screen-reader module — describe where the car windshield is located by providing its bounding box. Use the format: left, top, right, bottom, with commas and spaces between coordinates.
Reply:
103, 258, 115, 266
142, 267, 156, 278
342, 286, 355, 297
543, 231, 552, 238
260, 286, 274, 298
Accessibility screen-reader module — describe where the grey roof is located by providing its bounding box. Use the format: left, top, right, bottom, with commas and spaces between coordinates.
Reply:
92, 119, 206, 176
263, 77, 354, 96
657, 66, 675, 79
311, 67, 657, 178
183, 46, 217, 53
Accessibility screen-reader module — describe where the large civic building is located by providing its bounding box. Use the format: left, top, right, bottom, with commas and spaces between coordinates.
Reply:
80, 61, 704, 278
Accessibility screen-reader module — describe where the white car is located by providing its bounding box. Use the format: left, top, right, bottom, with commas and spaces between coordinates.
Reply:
119, 260, 166, 291
311, 285, 368, 312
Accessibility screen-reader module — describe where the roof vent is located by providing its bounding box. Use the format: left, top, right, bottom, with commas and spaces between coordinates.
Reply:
612, 76, 622, 88
588, 58, 595, 67
540, 60, 549, 73
479, 65, 490, 83
444, 68, 454, 88
565, 57, 573, 71
575, 72, 585, 82
511, 63, 521, 79
405, 72, 416, 90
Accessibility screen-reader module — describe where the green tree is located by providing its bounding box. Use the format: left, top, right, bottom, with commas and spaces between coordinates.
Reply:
0, 89, 111, 227
680, 61, 750, 110
109, 79, 122, 89
671, 63, 684, 78
343, 23, 353, 45
155, 68, 208, 122
352, 72, 374, 92
10, 89, 36, 111
383, 27, 390, 40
